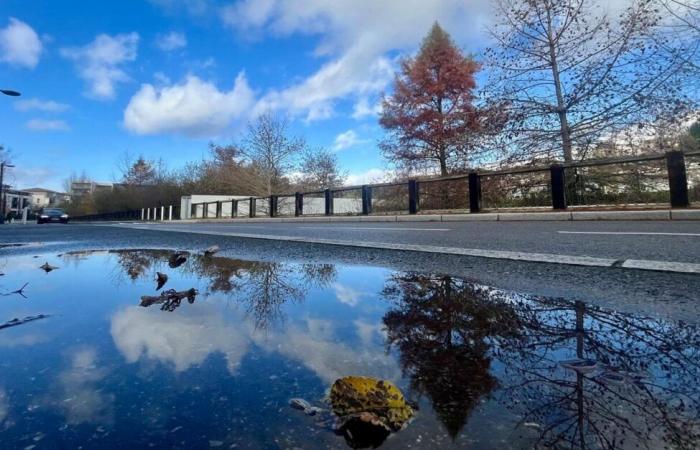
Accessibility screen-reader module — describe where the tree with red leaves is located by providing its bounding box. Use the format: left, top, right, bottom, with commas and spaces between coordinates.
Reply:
380, 23, 482, 177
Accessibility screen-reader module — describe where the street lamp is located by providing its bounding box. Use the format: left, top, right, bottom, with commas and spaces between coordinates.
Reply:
0, 162, 15, 224
1, 88, 20, 223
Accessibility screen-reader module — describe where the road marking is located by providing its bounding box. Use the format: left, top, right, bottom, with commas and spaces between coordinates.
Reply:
296, 226, 451, 232
558, 231, 700, 237
111, 224, 700, 275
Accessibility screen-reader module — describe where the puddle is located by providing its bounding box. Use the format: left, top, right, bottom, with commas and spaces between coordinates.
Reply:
0, 249, 698, 449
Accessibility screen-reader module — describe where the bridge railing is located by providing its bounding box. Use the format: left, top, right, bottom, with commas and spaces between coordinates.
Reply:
78, 150, 700, 221
186, 150, 699, 219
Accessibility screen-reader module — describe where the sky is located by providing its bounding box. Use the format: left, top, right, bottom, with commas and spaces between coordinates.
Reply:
0, 0, 499, 192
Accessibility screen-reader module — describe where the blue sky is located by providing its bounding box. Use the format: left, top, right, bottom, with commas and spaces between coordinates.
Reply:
0, 0, 495, 191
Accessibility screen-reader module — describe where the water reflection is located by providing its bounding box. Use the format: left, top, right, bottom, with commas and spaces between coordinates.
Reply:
497, 296, 700, 449
382, 273, 700, 449
0, 250, 697, 449
382, 274, 520, 438
109, 249, 336, 328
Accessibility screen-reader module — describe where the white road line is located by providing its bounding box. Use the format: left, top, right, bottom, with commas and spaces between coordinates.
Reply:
111, 224, 700, 274
558, 231, 700, 237
296, 226, 451, 232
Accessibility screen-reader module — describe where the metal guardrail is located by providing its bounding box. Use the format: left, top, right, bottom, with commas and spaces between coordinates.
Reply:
77, 150, 699, 221
186, 150, 696, 219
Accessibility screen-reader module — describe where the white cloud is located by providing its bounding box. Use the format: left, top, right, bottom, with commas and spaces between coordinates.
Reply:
333, 282, 364, 306
52, 347, 113, 425
123, 73, 255, 136
352, 97, 382, 119
0, 17, 42, 68
223, 0, 491, 120
15, 98, 70, 113
345, 168, 392, 186
111, 304, 251, 374
332, 129, 365, 151
26, 119, 70, 131
254, 318, 401, 383
61, 32, 139, 100
155, 31, 187, 51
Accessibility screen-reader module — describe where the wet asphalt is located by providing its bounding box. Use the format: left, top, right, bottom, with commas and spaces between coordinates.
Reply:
1, 223, 699, 322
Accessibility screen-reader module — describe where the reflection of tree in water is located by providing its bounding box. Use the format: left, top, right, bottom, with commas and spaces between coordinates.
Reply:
382, 274, 520, 438
498, 297, 700, 450
108, 250, 336, 328
113, 250, 169, 280
382, 274, 700, 449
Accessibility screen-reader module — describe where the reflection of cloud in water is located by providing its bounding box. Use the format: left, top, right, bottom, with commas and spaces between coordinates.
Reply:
333, 283, 364, 307
354, 320, 385, 347
111, 304, 251, 374
255, 318, 401, 384
53, 347, 113, 425
0, 332, 48, 348
111, 302, 399, 384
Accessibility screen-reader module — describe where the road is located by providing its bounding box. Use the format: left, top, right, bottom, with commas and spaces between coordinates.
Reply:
2, 222, 700, 321
113, 219, 700, 267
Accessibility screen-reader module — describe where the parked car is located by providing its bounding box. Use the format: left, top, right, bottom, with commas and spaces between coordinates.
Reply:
37, 208, 69, 224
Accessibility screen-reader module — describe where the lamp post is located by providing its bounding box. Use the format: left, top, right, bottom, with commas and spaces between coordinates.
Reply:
0, 162, 15, 224
1, 89, 21, 223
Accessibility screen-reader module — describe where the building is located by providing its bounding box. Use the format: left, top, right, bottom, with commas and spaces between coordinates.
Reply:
24, 188, 71, 210
70, 181, 113, 198
1, 187, 31, 219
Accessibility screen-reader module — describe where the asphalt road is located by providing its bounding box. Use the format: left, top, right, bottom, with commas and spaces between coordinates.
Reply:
115, 220, 700, 264
2, 223, 699, 322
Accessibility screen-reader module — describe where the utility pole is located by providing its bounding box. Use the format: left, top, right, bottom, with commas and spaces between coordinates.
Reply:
0, 161, 13, 224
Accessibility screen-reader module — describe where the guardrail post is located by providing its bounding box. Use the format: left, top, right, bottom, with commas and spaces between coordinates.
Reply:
468, 171, 482, 213
168, 205, 173, 221
232, 200, 238, 218
408, 179, 419, 214
160, 206, 165, 221
361, 185, 372, 215
325, 189, 333, 216
295, 192, 303, 217
146, 208, 151, 221
270, 195, 278, 217
141, 208, 145, 221
216, 201, 222, 218
249, 197, 255, 218
666, 150, 689, 208
550, 164, 567, 210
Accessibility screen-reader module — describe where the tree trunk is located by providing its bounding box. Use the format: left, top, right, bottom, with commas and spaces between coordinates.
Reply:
546, 8, 574, 162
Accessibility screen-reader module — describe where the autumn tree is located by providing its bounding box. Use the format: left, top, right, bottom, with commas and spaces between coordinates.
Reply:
380, 23, 483, 176
486, 0, 696, 162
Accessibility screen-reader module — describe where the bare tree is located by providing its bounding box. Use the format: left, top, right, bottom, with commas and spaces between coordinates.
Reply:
486, 0, 696, 162
241, 112, 305, 195
297, 147, 347, 190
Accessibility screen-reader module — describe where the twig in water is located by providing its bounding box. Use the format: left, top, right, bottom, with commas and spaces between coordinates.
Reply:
1, 282, 29, 298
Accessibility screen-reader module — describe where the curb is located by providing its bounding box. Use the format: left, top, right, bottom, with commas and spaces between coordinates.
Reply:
134, 208, 699, 224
